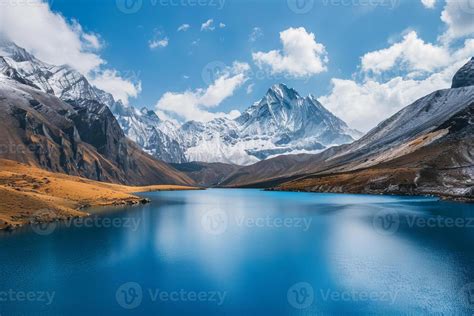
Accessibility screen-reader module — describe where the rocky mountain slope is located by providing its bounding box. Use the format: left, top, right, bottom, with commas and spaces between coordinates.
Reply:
111, 102, 186, 163
112, 84, 361, 165
0, 40, 193, 186
221, 58, 474, 199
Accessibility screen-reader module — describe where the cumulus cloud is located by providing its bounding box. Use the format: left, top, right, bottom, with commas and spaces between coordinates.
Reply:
177, 24, 190, 32
440, 0, 474, 42
201, 19, 215, 31
0, 1, 103, 74
421, 0, 436, 8
361, 31, 450, 74
321, 37, 474, 132
219, 23, 226, 29
156, 62, 249, 122
0, 0, 141, 104
252, 27, 328, 78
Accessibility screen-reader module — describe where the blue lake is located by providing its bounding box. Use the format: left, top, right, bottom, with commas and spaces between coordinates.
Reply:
1, 189, 474, 315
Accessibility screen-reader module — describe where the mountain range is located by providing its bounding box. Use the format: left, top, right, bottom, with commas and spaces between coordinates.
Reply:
217, 58, 474, 199
0, 39, 193, 186
111, 83, 362, 165
0, 39, 472, 200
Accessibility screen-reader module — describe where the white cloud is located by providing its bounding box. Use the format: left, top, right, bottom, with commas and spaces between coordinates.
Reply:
201, 19, 215, 31
219, 23, 226, 28
81, 32, 102, 50
246, 83, 254, 94
0, 0, 103, 74
156, 62, 249, 122
440, 0, 474, 42
0, 0, 140, 104
249, 27, 263, 42
149, 37, 169, 49
252, 27, 328, 78
421, 0, 436, 8
321, 37, 474, 132
361, 31, 450, 74
90, 70, 142, 105
177, 24, 190, 32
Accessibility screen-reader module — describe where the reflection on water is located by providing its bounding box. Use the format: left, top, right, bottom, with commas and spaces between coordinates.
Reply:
0, 189, 473, 315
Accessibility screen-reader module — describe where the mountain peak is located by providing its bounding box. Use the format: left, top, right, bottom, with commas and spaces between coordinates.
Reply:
452, 57, 474, 89
267, 83, 300, 100
0, 39, 36, 63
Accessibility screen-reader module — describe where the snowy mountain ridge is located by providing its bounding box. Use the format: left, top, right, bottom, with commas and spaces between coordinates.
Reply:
0, 40, 362, 165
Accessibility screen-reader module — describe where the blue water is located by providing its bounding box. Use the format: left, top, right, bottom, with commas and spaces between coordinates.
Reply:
1, 189, 474, 315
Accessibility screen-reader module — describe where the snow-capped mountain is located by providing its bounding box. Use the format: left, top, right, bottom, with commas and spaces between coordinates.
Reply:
235, 84, 361, 159
0, 40, 361, 165
0, 40, 186, 163
220, 57, 474, 196
0, 41, 193, 185
452, 57, 474, 89
113, 84, 362, 166
110, 102, 187, 163
0, 39, 111, 104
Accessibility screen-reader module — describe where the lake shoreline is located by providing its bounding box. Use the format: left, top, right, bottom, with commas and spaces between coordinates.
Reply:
266, 187, 474, 203
0, 159, 202, 231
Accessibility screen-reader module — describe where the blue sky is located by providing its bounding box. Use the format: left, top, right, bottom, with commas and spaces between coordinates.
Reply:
1, 0, 473, 130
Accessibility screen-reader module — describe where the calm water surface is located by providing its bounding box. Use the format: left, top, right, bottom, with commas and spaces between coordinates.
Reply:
1, 189, 474, 315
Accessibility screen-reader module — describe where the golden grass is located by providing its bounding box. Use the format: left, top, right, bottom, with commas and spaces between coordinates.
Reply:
0, 159, 199, 230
